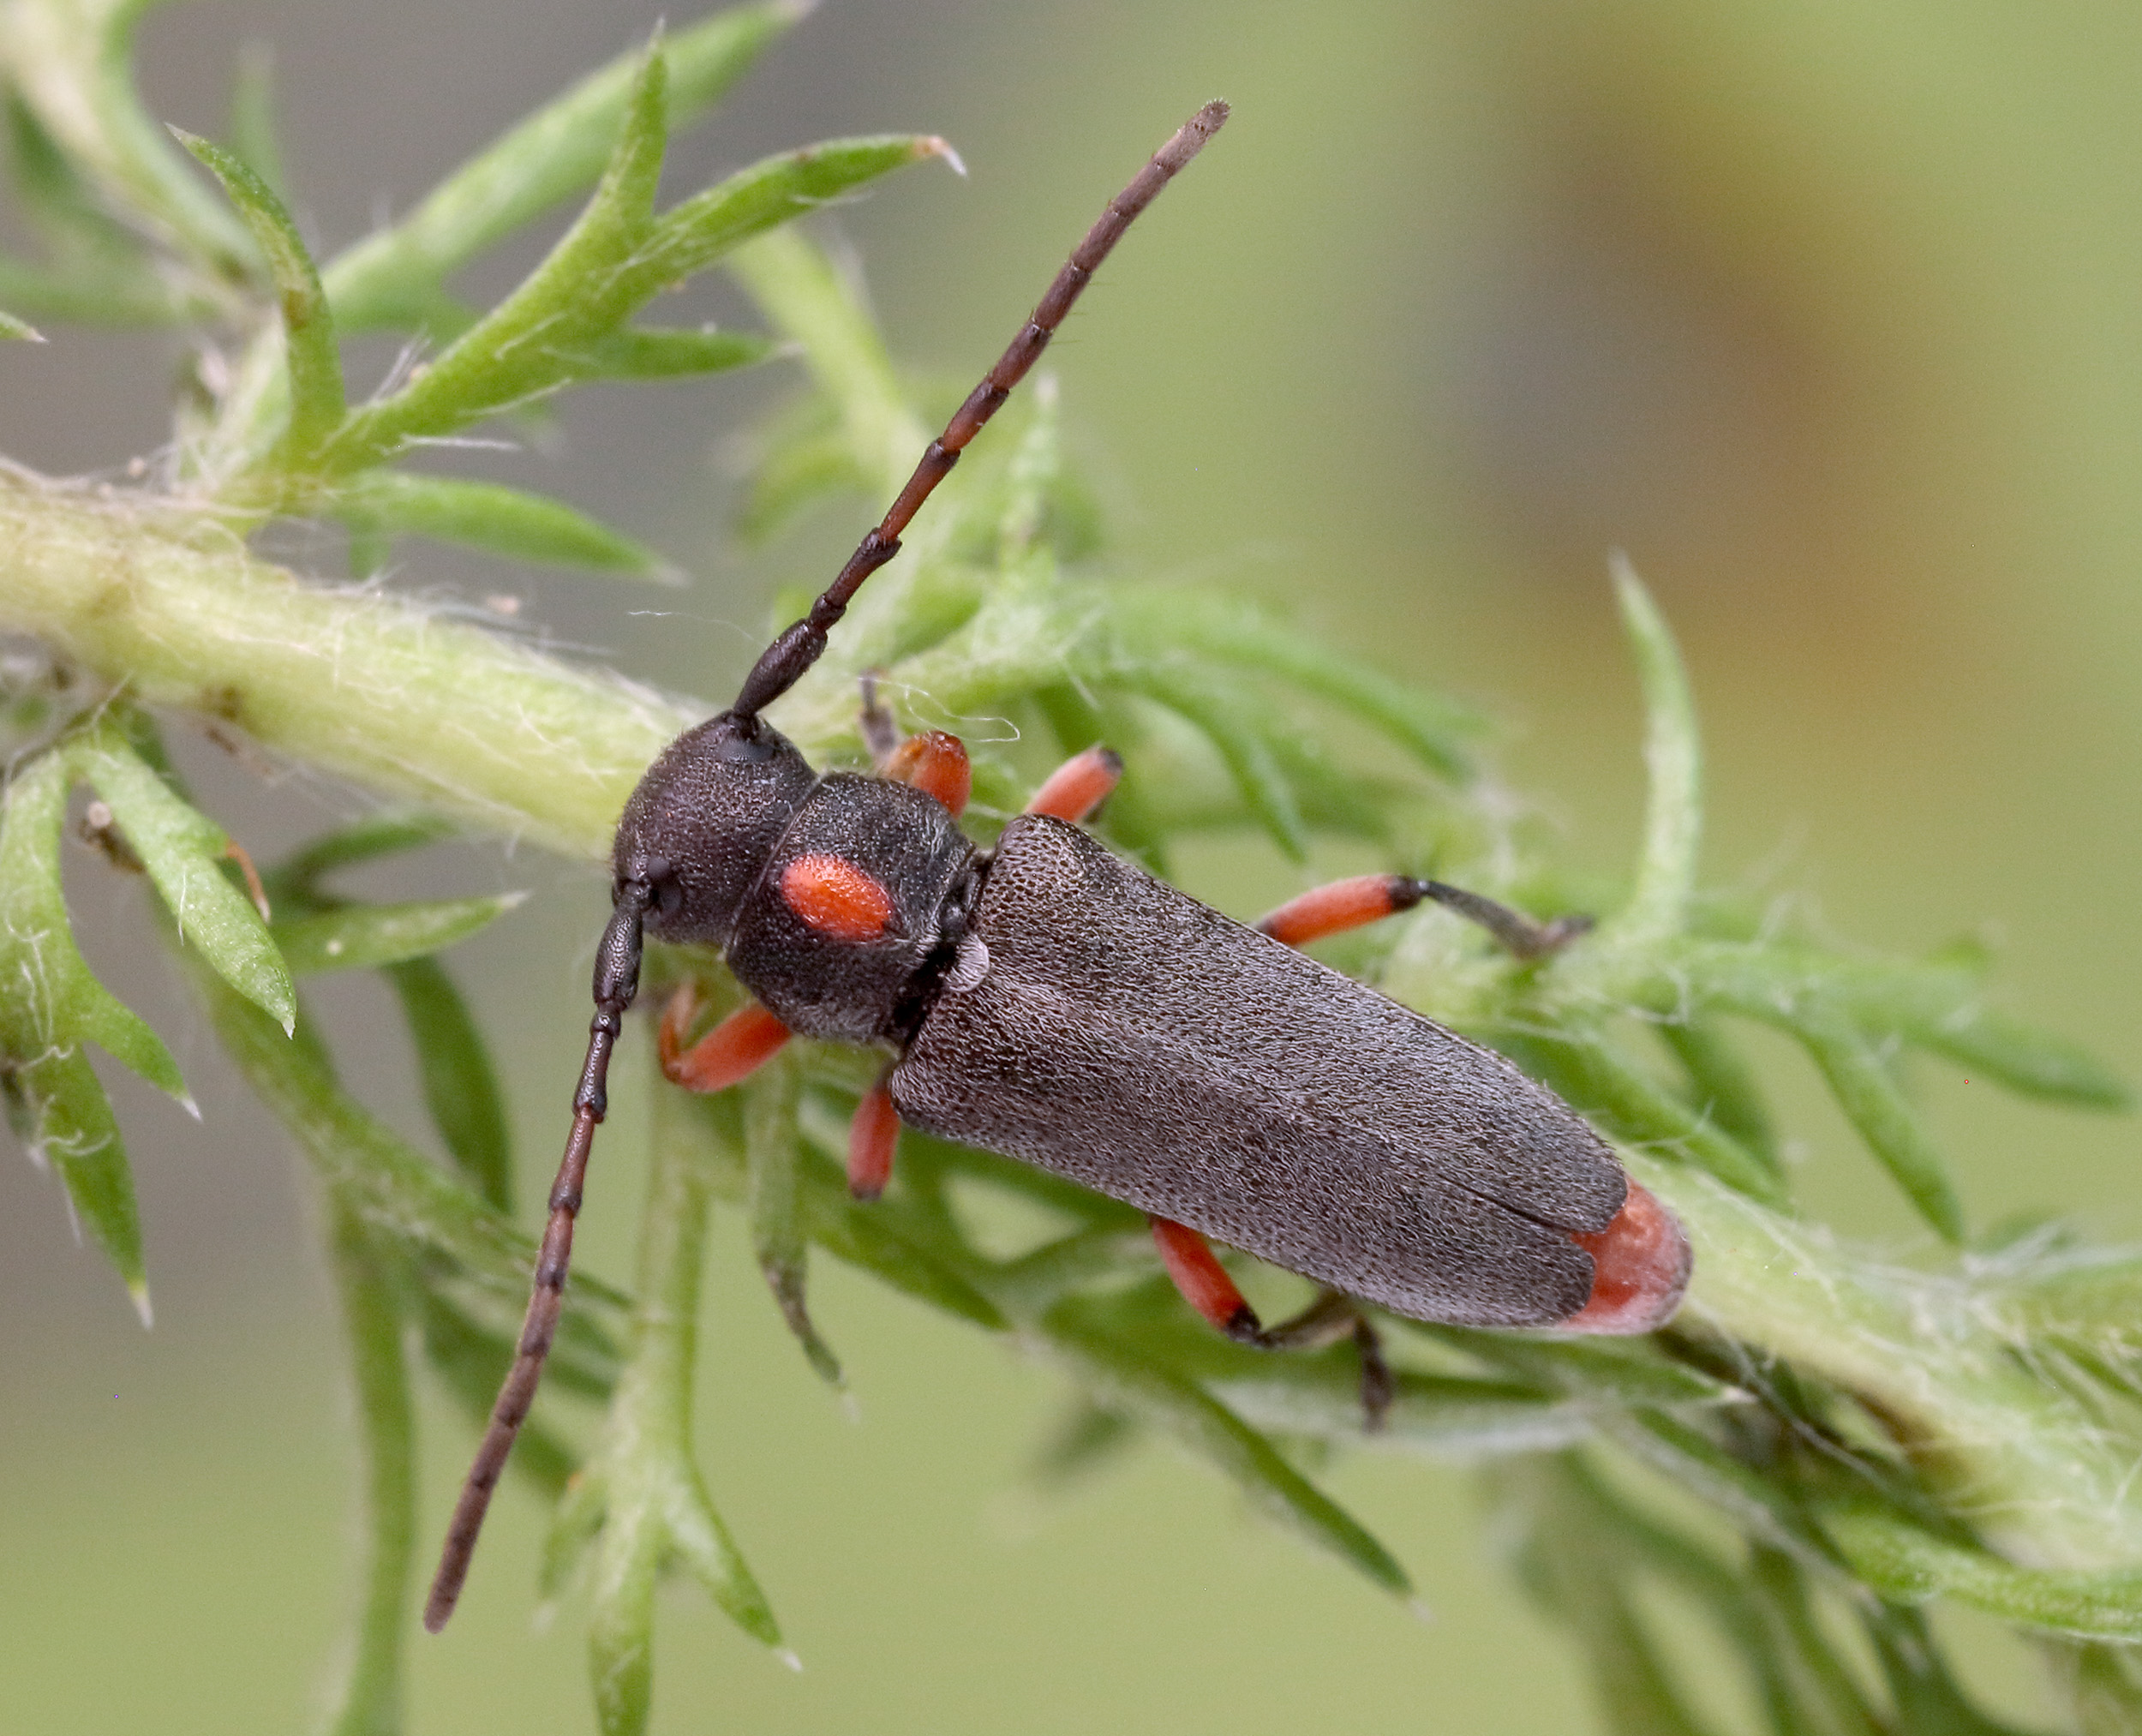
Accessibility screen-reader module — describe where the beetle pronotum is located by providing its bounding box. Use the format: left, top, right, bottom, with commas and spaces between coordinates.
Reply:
424, 99, 1690, 1633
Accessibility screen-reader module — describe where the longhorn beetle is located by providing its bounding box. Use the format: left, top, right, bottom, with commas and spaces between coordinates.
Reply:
425, 100, 1691, 1631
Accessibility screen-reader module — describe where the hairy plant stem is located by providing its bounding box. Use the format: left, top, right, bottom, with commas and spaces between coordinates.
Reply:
1648, 1158, 2142, 1570
0, 467, 688, 858
324, 1202, 417, 1736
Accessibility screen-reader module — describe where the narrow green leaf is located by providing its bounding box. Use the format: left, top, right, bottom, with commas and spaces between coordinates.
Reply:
1745, 1550, 1890, 1736
630, 135, 958, 345
322, 4, 801, 331
0, 747, 188, 1102
1824, 1503, 2142, 1641
171, 128, 344, 464
225, 40, 287, 201
73, 729, 296, 1033
1031, 1401, 1141, 1489
1217, 1366, 1598, 1458
330, 472, 675, 578
734, 421, 870, 544
2065, 1643, 2142, 1736
1038, 1303, 1411, 1597
1110, 592, 1484, 784
1495, 1459, 1720, 1736
388, 958, 512, 1212
6, 1047, 148, 1322
427, 1279, 610, 1400
1124, 665, 1308, 861
319, 45, 673, 471
662, 1464, 785, 1649
1501, 1026, 1788, 1204
1911, 1008, 2131, 1110
801, 1174, 1008, 1332
0, 252, 182, 324
0, 308, 43, 340
321, 1205, 416, 1736
1666, 940, 2131, 1111
538, 1466, 610, 1601
727, 226, 929, 501
1654, 1015, 1780, 1176
1428, 1326, 1742, 1410
1796, 1017, 1965, 1242
563, 325, 779, 380
271, 893, 520, 977
1862, 1603, 2041, 1736
1601, 1410, 1834, 1565
742, 1057, 843, 1388
1603, 554, 1702, 948
5, 90, 139, 265
185, 953, 622, 1314
8, 0, 254, 276
267, 811, 456, 898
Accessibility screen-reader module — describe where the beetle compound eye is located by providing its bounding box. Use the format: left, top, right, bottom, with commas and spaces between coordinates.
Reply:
781, 854, 897, 941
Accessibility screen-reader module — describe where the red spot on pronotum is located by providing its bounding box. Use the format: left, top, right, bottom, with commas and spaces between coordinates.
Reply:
1564, 1182, 1692, 1335
781, 854, 896, 941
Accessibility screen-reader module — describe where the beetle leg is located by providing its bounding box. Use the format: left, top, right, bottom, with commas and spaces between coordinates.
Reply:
1257, 873, 1588, 960
1150, 1214, 1258, 1336
658, 985, 792, 1092
1149, 1217, 1392, 1428
1026, 745, 1124, 823
883, 730, 972, 817
847, 1073, 901, 1200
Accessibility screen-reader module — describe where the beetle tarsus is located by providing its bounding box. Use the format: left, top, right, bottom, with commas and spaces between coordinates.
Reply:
1412, 880, 1592, 961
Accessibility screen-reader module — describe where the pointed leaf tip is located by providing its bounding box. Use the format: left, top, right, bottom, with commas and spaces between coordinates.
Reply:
921, 136, 968, 177
1603, 551, 1702, 948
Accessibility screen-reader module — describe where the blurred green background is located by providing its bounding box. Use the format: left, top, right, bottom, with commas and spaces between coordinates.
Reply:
3, 1, 2138, 1730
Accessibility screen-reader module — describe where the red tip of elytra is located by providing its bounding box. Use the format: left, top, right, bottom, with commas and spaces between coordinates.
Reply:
1562, 1181, 1691, 1335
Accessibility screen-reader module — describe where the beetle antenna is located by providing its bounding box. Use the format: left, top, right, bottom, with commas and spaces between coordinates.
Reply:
424, 880, 651, 1632
727, 99, 1230, 727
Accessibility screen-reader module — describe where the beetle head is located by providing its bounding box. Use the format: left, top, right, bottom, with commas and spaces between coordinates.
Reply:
611, 710, 817, 948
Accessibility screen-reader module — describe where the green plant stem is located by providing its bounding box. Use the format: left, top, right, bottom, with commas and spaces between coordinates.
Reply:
587, 1130, 711, 1736
584, 1080, 781, 1735
323, 1203, 417, 1736
1644, 1157, 2142, 1570
0, 469, 691, 857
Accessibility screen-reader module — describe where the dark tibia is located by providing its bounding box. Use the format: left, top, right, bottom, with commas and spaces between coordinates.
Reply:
423, 883, 650, 1633
1412, 880, 1592, 961
727, 102, 1230, 727
1149, 1215, 1391, 1429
